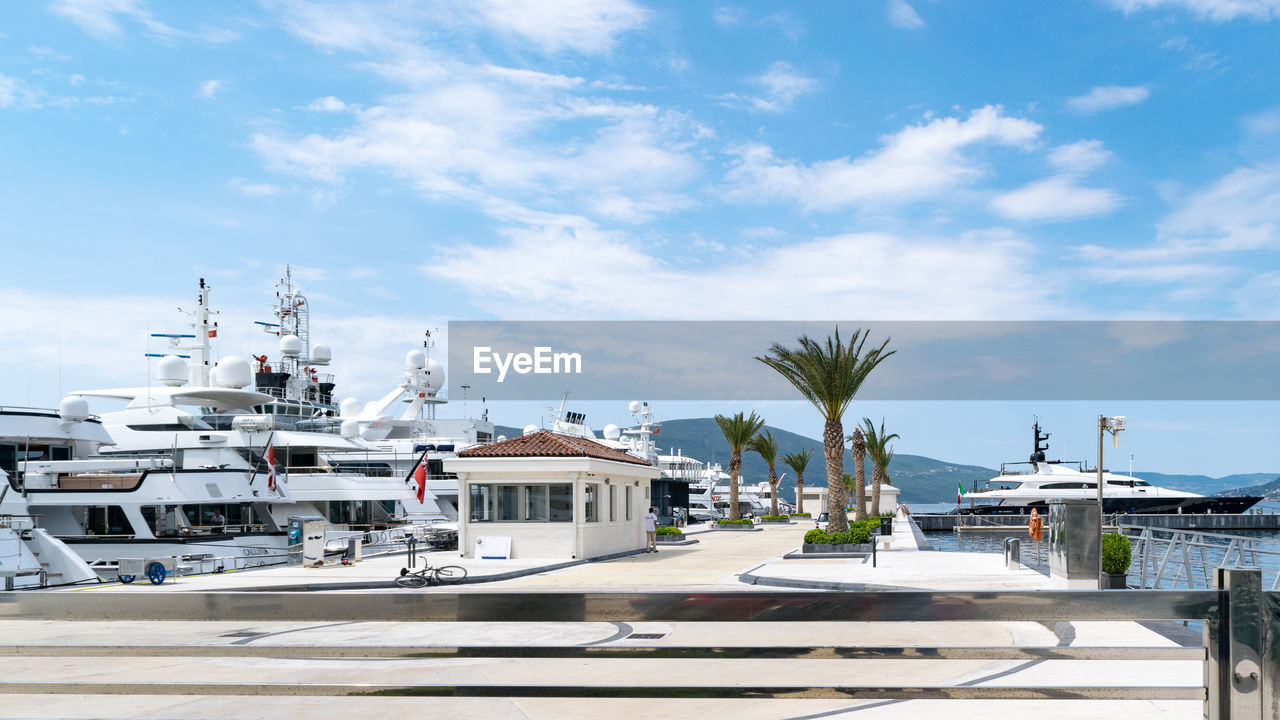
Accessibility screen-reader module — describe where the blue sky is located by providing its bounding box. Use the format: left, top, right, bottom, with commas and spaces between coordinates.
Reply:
3, 0, 1280, 477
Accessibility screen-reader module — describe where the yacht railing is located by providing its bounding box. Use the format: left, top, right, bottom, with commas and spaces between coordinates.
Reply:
3, 571, 1275, 718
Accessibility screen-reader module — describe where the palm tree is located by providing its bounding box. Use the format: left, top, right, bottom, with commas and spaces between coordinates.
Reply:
714, 411, 766, 521
756, 328, 894, 532
781, 448, 813, 515
849, 426, 868, 522
862, 417, 900, 517
748, 430, 781, 516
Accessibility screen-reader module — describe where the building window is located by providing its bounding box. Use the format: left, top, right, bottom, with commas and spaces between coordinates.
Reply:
549, 484, 573, 521
584, 483, 600, 522
525, 485, 548, 521
497, 485, 519, 521
625, 487, 632, 521
609, 484, 616, 522
469, 484, 494, 522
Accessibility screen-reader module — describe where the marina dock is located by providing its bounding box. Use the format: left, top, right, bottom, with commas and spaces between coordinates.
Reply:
914, 511, 1280, 532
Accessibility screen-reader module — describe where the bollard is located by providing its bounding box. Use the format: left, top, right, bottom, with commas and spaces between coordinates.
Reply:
1004, 537, 1020, 570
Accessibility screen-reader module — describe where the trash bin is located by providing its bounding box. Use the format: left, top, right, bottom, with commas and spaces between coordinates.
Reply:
1004, 537, 1021, 570
880, 517, 893, 535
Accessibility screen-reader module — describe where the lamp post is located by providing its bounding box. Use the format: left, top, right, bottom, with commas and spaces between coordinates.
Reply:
1097, 414, 1125, 587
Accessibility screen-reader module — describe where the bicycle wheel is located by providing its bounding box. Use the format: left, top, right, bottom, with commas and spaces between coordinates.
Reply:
395, 573, 429, 589
433, 565, 468, 584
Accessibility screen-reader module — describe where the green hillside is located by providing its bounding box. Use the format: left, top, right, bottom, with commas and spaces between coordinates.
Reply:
1217, 476, 1280, 499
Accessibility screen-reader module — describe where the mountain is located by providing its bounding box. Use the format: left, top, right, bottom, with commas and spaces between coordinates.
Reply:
1129, 472, 1277, 496
1217, 476, 1280, 499
498, 418, 995, 504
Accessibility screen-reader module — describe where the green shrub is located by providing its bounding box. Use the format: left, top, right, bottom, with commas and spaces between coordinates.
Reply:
761, 514, 789, 521
803, 526, 872, 545
656, 526, 682, 536
1102, 533, 1132, 574
789, 512, 811, 517
717, 518, 754, 525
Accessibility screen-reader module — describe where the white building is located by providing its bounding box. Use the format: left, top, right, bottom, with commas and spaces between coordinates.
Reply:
446, 431, 661, 560
798, 484, 901, 516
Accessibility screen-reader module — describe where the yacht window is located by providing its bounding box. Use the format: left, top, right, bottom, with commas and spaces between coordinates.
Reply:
1041, 482, 1088, 490
0, 444, 17, 473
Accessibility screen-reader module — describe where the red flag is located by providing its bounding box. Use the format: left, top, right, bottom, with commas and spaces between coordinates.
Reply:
208, 329, 217, 338
265, 438, 277, 492
414, 456, 427, 504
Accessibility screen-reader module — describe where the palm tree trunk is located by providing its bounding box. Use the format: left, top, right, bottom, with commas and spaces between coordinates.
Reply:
796, 474, 805, 515
728, 450, 741, 521
769, 468, 778, 516
823, 417, 847, 532
854, 452, 867, 522
871, 467, 883, 517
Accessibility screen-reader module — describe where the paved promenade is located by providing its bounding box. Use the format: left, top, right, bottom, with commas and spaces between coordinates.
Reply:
0, 512, 1202, 719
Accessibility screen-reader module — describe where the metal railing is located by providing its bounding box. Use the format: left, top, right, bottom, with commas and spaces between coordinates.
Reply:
2, 571, 1275, 717
1122, 525, 1280, 590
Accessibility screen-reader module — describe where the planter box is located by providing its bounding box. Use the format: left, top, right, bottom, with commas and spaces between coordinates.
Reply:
758, 519, 791, 525
803, 543, 874, 554
714, 524, 757, 531
656, 534, 685, 543
1102, 572, 1128, 589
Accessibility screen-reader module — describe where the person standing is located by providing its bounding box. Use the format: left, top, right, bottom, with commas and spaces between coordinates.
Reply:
644, 507, 659, 553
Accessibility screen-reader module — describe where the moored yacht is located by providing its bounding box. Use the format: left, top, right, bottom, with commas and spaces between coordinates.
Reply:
960, 422, 1263, 515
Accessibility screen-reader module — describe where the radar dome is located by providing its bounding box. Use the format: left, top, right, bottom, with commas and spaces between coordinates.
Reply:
423, 358, 445, 393
339, 397, 362, 418
58, 396, 89, 423
213, 356, 252, 389
311, 343, 332, 365
603, 424, 621, 440
496, 435, 507, 443
156, 355, 188, 387
405, 349, 427, 369
628, 400, 642, 414
280, 335, 302, 357
340, 419, 360, 439
364, 401, 382, 416
522, 424, 539, 436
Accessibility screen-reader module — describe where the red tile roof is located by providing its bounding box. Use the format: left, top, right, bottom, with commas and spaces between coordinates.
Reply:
456, 430, 652, 466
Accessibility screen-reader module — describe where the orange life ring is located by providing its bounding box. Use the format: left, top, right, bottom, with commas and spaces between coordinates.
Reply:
1028, 509, 1043, 542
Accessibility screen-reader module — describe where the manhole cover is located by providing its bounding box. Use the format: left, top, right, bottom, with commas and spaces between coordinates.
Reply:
626, 633, 667, 640
220, 631, 268, 638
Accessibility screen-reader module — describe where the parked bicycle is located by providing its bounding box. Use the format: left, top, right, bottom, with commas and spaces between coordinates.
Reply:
395, 561, 468, 588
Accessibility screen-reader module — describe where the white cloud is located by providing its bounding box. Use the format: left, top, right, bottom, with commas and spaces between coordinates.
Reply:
723, 105, 1042, 212
305, 95, 348, 112
465, 0, 647, 54
990, 140, 1123, 222
421, 222, 1064, 320
713, 6, 748, 26
197, 79, 221, 99
1110, 0, 1280, 21
743, 61, 818, 113
0, 74, 43, 109
68, 73, 85, 86
229, 178, 281, 197
1067, 85, 1150, 114
50, 0, 179, 40
888, 0, 925, 29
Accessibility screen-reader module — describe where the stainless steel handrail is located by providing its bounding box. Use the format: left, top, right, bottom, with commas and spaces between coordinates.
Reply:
0, 572, 1272, 717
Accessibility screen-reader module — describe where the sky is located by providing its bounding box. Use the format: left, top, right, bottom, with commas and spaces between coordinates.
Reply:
3, 0, 1280, 477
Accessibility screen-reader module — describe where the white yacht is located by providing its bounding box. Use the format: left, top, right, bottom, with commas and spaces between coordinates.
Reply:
960, 422, 1263, 516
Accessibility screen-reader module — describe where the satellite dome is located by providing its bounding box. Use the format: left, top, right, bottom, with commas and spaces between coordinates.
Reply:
423, 358, 445, 393
496, 435, 507, 443
405, 349, 427, 369
213, 356, 252, 389
311, 343, 332, 365
363, 401, 382, 416
58, 396, 89, 423
522, 424, 539, 436
280, 335, 302, 357
340, 419, 360, 439
339, 397, 362, 418
628, 400, 642, 414
156, 355, 188, 387
603, 424, 621, 440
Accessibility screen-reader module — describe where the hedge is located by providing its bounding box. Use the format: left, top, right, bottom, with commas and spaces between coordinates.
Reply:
656, 526, 682, 536
789, 512, 812, 518
760, 515, 789, 521
717, 518, 754, 525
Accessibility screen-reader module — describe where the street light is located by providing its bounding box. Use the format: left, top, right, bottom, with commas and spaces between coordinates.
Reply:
1097, 414, 1126, 587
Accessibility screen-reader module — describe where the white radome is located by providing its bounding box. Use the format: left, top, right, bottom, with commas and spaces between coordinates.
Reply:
496, 435, 507, 443
339, 397, 362, 418
628, 400, 642, 414
424, 358, 445, 393
603, 424, 621, 440
280, 335, 302, 357
58, 396, 90, 423
523, 424, 539, 436
213, 356, 252, 389
156, 355, 188, 387
311, 343, 332, 365
340, 419, 360, 439
405, 349, 427, 369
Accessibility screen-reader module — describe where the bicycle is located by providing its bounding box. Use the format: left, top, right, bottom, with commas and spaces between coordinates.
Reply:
395, 561, 468, 588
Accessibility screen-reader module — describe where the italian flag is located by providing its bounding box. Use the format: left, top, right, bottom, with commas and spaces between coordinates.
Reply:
957, 482, 966, 504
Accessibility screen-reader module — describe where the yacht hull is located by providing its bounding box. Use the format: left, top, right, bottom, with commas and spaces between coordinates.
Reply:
959, 495, 1263, 516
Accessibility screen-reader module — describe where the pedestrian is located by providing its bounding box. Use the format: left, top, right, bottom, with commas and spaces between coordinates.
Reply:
211, 509, 226, 532
644, 506, 658, 553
